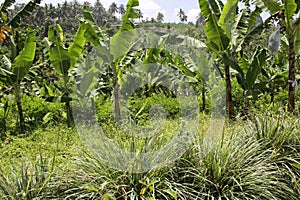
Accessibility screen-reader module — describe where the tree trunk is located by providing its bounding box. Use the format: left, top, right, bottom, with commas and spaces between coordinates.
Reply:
270, 90, 274, 104
0, 117, 6, 140
201, 81, 206, 112
288, 37, 296, 112
16, 94, 25, 134
224, 64, 234, 118
65, 100, 73, 127
114, 79, 121, 123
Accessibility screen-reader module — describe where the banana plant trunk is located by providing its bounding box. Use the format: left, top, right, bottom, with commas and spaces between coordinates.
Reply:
114, 78, 121, 123
0, 118, 6, 134
15, 87, 25, 133
288, 36, 296, 112
201, 81, 206, 111
65, 97, 73, 127
224, 64, 234, 118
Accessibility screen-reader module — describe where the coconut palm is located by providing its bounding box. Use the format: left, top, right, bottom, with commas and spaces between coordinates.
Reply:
93, 0, 107, 26
138, 9, 143, 22
109, 2, 118, 15
156, 12, 164, 23
118, 4, 126, 15
177, 8, 187, 23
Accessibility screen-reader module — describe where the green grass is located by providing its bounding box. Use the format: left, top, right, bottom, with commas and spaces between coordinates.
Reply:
0, 99, 299, 199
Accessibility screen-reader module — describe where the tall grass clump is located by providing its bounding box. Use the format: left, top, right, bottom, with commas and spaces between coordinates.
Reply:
248, 114, 300, 196
0, 154, 55, 200
51, 149, 187, 199
173, 115, 300, 199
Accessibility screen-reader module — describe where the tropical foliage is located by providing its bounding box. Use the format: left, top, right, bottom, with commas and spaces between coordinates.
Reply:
0, 0, 299, 199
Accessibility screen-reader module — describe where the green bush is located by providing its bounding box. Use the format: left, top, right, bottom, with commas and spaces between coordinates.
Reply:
22, 95, 66, 128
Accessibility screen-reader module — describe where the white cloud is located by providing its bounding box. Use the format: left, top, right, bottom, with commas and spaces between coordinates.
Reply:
138, 0, 165, 20
174, 8, 180, 16
187, 8, 200, 23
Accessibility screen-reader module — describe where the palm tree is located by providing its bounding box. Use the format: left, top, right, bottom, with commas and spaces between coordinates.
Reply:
118, 4, 126, 15
138, 9, 143, 22
93, 0, 107, 26
109, 2, 118, 15
177, 8, 187, 23
156, 12, 164, 23
196, 13, 205, 27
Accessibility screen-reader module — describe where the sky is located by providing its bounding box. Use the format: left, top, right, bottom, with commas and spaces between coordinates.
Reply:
13, 0, 201, 23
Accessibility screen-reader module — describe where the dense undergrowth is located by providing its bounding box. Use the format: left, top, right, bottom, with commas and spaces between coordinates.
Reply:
0, 95, 299, 199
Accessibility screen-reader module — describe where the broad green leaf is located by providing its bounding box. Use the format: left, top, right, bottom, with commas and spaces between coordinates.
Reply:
79, 69, 98, 95
246, 49, 267, 88
231, 10, 246, 47
49, 44, 70, 75
268, 28, 281, 55
82, 5, 109, 47
208, 0, 222, 18
83, 22, 101, 46
238, 53, 250, 72
110, 0, 139, 61
110, 22, 136, 61
11, 30, 36, 82
234, 7, 264, 51
248, 7, 263, 30
284, 0, 297, 24
199, 0, 229, 51
295, 25, 300, 52
270, 71, 288, 80
48, 25, 70, 75
252, 0, 281, 14
178, 35, 207, 48
82, 5, 96, 22
199, 0, 211, 17
123, 0, 139, 20
219, 0, 238, 38
48, 24, 63, 42
68, 22, 86, 70
206, 14, 230, 51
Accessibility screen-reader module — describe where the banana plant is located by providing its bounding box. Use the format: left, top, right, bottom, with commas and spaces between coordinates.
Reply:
254, 0, 300, 111
0, 30, 36, 134
76, 0, 139, 123
0, 0, 41, 43
46, 21, 88, 127
46, 5, 110, 127
198, 0, 271, 118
